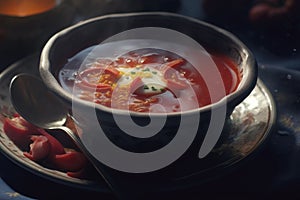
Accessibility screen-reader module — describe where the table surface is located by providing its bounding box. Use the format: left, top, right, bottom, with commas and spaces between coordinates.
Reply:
0, 0, 300, 199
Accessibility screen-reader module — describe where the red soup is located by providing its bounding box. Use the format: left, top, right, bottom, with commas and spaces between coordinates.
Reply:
59, 48, 241, 113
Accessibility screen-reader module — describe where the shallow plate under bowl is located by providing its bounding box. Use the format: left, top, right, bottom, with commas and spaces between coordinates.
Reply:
0, 54, 276, 195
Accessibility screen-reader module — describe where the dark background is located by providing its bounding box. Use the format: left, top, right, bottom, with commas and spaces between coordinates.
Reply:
0, 0, 300, 199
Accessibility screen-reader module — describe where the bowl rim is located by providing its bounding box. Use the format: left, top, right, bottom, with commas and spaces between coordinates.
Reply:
40, 11, 257, 118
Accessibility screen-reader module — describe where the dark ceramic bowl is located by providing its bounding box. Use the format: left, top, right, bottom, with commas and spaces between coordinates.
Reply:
39, 12, 257, 173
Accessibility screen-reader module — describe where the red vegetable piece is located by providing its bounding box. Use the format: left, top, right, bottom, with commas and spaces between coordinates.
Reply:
3, 115, 90, 178
52, 151, 88, 172
105, 66, 121, 77
66, 168, 87, 179
3, 116, 38, 149
77, 67, 120, 91
139, 54, 161, 64
162, 59, 189, 90
115, 56, 138, 67
24, 135, 50, 161
75, 80, 112, 92
79, 67, 120, 84
164, 59, 184, 69
163, 67, 189, 90
37, 128, 65, 156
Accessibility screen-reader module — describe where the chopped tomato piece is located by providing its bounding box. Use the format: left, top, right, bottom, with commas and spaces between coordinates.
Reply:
37, 128, 65, 156
115, 56, 138, 67
163, 67, 189, 90
3, 114, 91, 179
66, 168, 86, 179
79, 66, 120, 83
163, 59, 185, 69
66, 164, 96, 179
24, 135, 50, 161
163, 59, 189, 90
139, 54, 160, 64
75, 80, 112, 92
104, 66, 121, 78
3, 115, 64, 155
52, 151, 87, 172
76, 66, 120, 92
3, 116, 38, 149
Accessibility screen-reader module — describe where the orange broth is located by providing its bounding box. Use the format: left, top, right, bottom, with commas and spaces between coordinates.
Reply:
59, 48, 241, 113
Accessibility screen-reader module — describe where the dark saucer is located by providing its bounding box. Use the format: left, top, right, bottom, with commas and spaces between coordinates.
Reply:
0, 54, 275, 199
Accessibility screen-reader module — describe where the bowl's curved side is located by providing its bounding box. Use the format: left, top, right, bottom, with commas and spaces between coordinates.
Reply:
40, 12, 257, 117
39, 12, 258, 174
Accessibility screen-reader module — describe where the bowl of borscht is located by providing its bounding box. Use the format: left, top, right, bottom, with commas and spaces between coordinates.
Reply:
39, 12, 257, 173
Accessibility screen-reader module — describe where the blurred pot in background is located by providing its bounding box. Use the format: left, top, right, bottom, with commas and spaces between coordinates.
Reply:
201, 0, 300, 56
0, 0, 76, 69
202, 0, 300, 32
0, 0, 57, 17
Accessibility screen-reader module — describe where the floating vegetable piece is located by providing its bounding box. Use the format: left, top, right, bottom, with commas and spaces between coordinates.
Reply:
163, 67, 189, 90
163, 59, 185, 69
77, 66, 121, 91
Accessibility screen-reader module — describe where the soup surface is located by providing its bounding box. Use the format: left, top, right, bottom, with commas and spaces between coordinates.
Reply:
59, 47, 241, 113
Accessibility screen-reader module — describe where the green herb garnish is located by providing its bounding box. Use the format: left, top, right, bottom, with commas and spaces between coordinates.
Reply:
142, 68, 150, 72
144, 85, 149, 90
151, 86, 157, 91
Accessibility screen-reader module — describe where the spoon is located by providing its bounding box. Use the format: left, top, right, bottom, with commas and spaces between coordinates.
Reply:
9, 73, 130, 199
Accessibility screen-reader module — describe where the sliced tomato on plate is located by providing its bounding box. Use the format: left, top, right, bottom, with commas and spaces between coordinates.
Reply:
37, 128, 65, 156
23, 128, 66, 162
3, 114, 90, 178
66, 165, 94, 179
52, 151, 88, 172
24, 135, 50, 161
3, 115, 38, 149
4, 115, 64, 157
